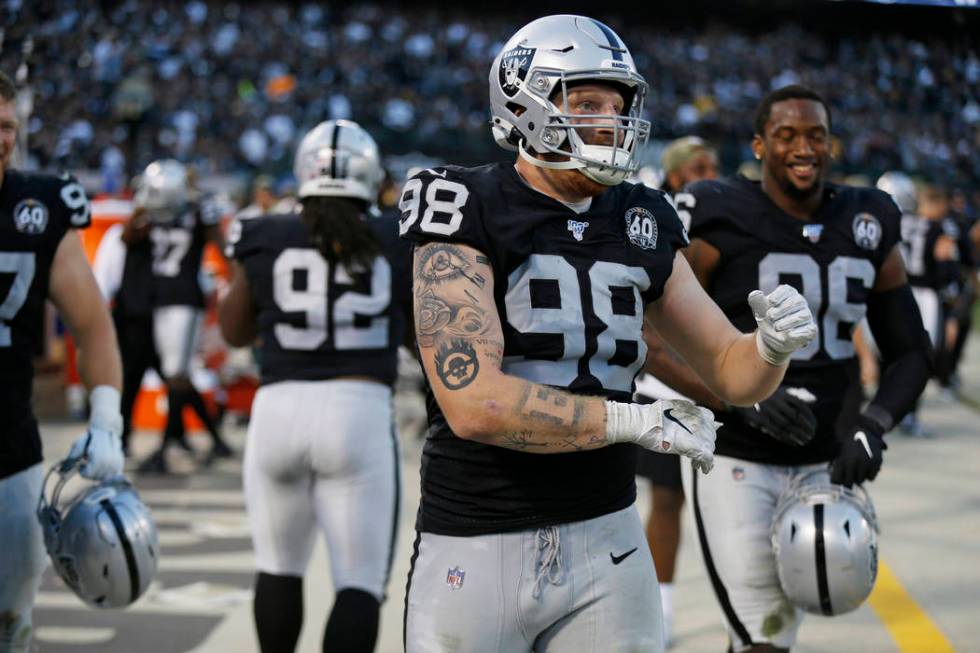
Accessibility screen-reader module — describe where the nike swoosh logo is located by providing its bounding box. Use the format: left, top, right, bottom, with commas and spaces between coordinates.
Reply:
610, 547, 638, 565
663, 409, 693, 435
424, 168, 448, 178
854, 431, 873, 458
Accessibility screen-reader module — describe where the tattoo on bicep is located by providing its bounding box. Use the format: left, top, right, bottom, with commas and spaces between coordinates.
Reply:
416, 244, 486, 289
434, 338, 480, 390
415, 289, 494, 347
413, 244, 496, 347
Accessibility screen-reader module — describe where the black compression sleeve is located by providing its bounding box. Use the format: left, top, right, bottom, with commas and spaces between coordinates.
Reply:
864, 284, 933, 432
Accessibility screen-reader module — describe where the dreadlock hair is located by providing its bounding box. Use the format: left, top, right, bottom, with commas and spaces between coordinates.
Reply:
300, 196, 380, 270
753, 84, 832, 136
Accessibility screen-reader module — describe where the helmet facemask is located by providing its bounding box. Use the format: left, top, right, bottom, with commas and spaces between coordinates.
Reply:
489, 15, 651, 186
524, 73, 650, 185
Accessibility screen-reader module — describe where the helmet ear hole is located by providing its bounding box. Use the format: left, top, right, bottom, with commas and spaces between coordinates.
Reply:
506, 102, 527, 117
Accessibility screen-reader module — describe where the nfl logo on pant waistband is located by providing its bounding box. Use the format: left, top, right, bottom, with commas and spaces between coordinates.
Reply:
446, 566, 465, 590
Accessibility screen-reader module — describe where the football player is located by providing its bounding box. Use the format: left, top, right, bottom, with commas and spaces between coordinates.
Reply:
915, 184, 977, 400
654, 86, 931, 652
218, 120, 412, 653
0, 71, 124, 652
130, 159, 232, 473
400, 17, 816, 652
878, 174, 958, 436
95, 201, 162, 456
634, 136, 720, 648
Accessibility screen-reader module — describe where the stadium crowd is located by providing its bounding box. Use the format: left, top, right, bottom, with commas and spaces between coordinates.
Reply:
2, 0, 978, 199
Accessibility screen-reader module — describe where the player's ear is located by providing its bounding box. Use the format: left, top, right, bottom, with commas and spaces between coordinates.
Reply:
751, 135, 764, 161
830, 135, 842, 161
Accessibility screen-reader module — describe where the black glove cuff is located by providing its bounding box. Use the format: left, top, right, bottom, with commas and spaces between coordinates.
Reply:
855, 407, 889, 441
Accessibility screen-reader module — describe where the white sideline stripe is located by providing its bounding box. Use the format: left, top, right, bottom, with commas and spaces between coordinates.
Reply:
149, 509, 248, 527
35, 591, 230, 616
139, 489, 246, 506
34, 626, 116, 644
157, 530, 205, 547
158, 550, 256, 572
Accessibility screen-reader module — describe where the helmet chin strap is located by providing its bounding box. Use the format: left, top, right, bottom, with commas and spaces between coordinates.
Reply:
519, 140, 629, 186
518, 140, 583, 171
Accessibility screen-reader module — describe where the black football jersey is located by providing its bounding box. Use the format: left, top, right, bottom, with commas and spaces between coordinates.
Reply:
0, 170, 91, 479
683, 175, 902, 465
400, 163, 689, 535
900, 214, 950, 290
115, 237, 155, 319
148, 203, 218, 308
229, 210, 411, 386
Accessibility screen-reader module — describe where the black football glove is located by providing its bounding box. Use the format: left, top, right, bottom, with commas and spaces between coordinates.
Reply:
730, 387, 818, 447
830, 414, 887, 488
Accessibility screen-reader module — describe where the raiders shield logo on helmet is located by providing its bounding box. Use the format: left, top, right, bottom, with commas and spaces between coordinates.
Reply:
498, 48, 536, 97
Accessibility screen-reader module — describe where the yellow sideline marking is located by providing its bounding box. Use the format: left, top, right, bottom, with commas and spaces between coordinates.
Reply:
868, 560, 956, 653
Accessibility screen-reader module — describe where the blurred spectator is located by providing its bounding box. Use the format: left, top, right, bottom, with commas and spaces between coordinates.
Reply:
0, 0, 976, 199
235, 174, 278, 219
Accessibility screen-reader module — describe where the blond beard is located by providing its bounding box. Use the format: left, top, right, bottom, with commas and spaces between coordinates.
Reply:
523, 152, 612, 200
549, 166, 610, 198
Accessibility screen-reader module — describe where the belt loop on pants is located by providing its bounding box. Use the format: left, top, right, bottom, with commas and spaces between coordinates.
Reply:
532, 525, 563, 598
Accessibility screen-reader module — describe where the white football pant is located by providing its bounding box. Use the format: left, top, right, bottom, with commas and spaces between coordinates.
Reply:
682, 455, 828, 651
152, 305, 203, 379
0, 464, 47, 653
405, 505, 663, 653
244, 380, 400, 600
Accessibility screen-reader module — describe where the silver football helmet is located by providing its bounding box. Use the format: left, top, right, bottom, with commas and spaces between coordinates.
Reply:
132, 159, 190, 217
37, 457, 159, 609
771, 471, 879, 616
876, 171, 917, 214
489, 15, 650, 186
294, 119, 384, 204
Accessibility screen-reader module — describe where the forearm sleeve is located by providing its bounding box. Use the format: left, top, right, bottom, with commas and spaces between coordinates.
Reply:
864, 285, 933, 431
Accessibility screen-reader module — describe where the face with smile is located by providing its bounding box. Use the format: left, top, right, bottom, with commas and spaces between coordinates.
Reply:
753, 98, 831, 209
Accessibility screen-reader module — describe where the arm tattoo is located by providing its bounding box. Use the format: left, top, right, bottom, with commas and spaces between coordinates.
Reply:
434, 338, 480, 390
498, 382, 597, 452
416, 243, 486, 289
414, 243, 496, 348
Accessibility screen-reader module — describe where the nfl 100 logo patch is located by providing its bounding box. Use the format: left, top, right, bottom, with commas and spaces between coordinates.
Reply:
446, 566, 465, 590
13, 199, 49, 235
567, 219, 589, 242
852, 212, 882, 250
625, 206, 658, 250
801, 223, 824, 243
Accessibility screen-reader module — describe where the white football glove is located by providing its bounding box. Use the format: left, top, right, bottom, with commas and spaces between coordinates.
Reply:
606, 399, 718, 474
748, 285, 818, 366
68, 386, 124, 480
